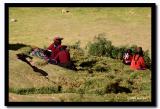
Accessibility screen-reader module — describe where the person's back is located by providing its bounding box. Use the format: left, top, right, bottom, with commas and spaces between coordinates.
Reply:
55, 50, 70, 64
130, 47, 146, 70
55, 45, 77, 70
55, 45, 70, 64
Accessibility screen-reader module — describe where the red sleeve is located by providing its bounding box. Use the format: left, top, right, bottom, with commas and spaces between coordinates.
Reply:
129, 55, 133, 62
47, 43, 54, 50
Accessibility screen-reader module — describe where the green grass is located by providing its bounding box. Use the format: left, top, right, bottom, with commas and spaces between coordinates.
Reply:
9, 87, 61, 95
9, 7, 152, 102
9, 47, 151, 102
9, 7, 151, 51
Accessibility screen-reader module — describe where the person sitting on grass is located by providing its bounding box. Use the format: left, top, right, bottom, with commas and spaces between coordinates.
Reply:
130, 47, 146, 70
25, 36, 77, 70
47, 36, 63, 60
55, 45, 77, 70
122, 49, 133, 65
30, 36, 63, 64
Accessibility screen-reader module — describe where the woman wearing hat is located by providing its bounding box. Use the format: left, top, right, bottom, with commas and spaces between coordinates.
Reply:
47, 36, 63, 60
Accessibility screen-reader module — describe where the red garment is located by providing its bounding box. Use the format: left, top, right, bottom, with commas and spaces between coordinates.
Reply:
55, 50, 70, 64
128, 55, 133, 63
130, 54, 146, 70
47, 43, 61, 59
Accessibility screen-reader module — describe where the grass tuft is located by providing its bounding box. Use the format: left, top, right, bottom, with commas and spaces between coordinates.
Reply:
9, 86, 61, 95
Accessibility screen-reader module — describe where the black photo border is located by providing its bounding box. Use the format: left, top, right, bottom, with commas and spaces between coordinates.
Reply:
5, 3, 157, 107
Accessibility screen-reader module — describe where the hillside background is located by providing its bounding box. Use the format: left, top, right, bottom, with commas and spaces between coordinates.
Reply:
9, 7, 151, 102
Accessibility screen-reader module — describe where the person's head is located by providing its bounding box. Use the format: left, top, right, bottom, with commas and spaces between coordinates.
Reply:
126, 49, 132, 54
136, 47, 143, 56
53, 36, 63, 46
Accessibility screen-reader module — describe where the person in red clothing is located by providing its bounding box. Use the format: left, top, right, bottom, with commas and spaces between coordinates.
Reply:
55, 45, 70, 64
55, 45, 77, 70
130, 47, 146, 70
47, 36, 63, 60
28, 36, 64, 65
123, 49, 133, 65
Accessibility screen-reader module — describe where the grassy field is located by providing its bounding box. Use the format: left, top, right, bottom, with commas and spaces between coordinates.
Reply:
9, 7, 151, 102
9, 7, 151, 51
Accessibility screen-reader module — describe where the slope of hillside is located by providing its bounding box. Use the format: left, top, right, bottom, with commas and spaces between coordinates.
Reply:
9, 46, 151, 102
8, 8, 152, 102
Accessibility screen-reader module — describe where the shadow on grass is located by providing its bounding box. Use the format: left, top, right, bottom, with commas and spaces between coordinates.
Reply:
9, 43, 29, 51
106, 82, 132, 94
16, 53, 48, 76
79, 60, 97, 68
